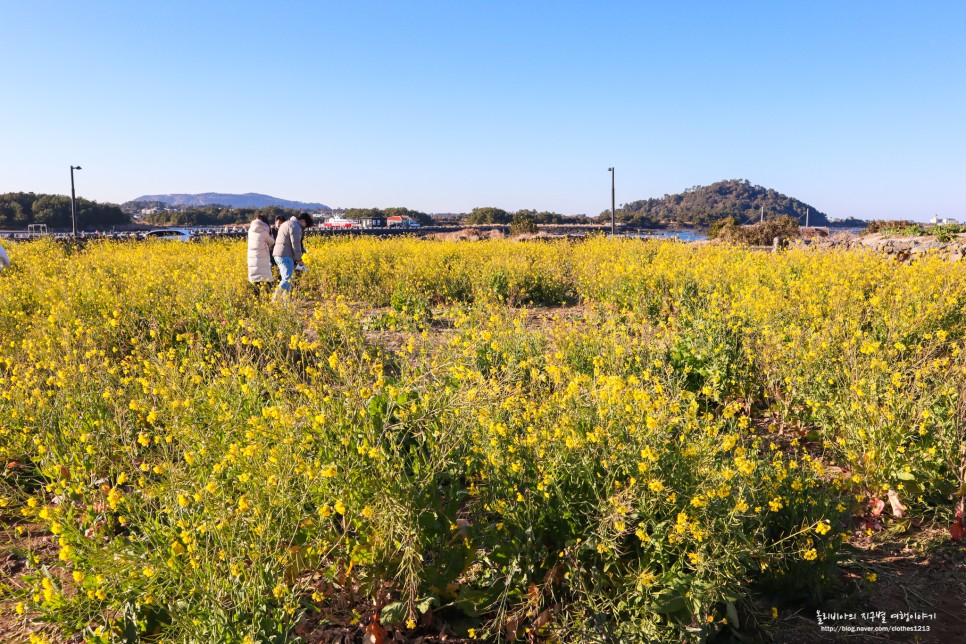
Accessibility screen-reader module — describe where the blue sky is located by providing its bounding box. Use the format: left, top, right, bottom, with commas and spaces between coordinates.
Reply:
2, 1, 963, 219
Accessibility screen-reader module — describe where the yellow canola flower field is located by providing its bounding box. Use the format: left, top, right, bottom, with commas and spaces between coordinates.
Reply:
0, 236, 964, 642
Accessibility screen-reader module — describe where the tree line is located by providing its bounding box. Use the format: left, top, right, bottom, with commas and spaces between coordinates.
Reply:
0, 192, 620, 231
137, 205, 311, 227
0, 192, 128, 229
465, 208, 587, 226
146, 205, 591, 228
139, 205, 438, 227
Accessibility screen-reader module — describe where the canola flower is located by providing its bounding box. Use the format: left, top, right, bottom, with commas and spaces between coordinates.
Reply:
0, 236, 964, 642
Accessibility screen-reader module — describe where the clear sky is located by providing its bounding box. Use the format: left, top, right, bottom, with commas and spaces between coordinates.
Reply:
2, 1, 963, 219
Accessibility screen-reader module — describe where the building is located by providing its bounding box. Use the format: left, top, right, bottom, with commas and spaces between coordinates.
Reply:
387, 215, 419, 228
360, 217, 385, 229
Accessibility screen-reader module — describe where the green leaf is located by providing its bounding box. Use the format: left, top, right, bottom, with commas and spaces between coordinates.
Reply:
726, 601, 740, 629
651, 593, 687, 615
381, 600, 408, 625
415, 595, 439, 614
453, 587, 501, 617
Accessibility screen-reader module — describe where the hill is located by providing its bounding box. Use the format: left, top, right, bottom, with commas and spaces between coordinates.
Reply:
605, 179, 829, 227
127, 192, 330, 211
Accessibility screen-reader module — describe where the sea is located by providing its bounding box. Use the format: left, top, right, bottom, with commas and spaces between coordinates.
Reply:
623, 230, 708, 242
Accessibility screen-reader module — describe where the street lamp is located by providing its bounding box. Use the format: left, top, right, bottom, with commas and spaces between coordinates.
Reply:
607, 167, 615, 235
70, 165, 82, 236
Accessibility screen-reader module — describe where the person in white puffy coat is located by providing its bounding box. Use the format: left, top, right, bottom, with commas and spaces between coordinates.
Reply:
247, 215, 274, 294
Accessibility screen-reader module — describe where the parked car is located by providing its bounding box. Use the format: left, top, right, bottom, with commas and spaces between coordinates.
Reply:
142, 228, 194, 241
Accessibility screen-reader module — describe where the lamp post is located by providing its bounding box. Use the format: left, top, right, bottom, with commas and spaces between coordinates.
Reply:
70, 165, 82, 236
607, 167, 615, 235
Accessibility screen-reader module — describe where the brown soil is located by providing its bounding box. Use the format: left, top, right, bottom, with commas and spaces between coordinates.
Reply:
0, 520, 61, 643
769, 527, 966, 643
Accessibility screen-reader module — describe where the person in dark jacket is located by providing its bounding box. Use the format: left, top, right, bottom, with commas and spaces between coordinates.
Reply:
270, 215, 286, 241
272, 213, 313, 299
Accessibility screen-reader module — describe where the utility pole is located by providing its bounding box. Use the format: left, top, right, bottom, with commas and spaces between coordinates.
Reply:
760, 205, 764, 223
608, 167, 615, 235
805, 208, 809, 228
70, 165, 82, 236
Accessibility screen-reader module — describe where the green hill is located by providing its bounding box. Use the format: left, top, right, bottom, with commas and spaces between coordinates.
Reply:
603, 179, 829, 227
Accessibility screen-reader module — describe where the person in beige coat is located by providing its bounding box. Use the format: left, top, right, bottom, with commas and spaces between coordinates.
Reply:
247, 214, 274, 295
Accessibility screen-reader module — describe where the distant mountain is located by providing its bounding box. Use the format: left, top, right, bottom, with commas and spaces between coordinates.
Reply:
129, 192, 330, 210
605, 179, 829, 227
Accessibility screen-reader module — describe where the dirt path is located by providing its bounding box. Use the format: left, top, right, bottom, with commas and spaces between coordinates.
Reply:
771, 528, 965, 643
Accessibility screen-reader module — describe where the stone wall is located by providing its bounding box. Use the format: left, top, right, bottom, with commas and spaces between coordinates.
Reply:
792, 233, 966, 261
